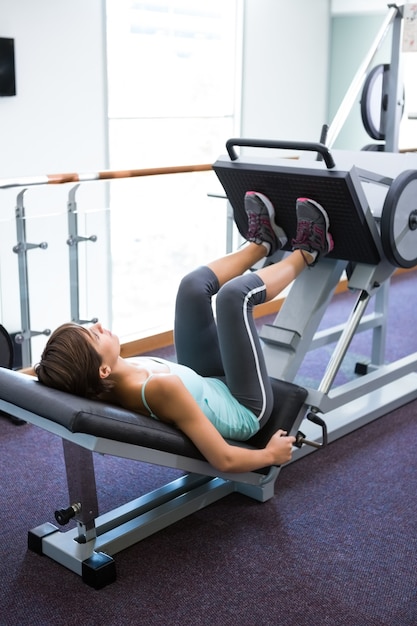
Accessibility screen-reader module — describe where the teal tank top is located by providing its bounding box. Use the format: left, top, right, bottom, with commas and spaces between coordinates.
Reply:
141, 358, 259, 441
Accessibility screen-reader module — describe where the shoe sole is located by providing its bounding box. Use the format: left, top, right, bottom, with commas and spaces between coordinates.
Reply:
249, 192, 288, 246
297, 197, 333, 253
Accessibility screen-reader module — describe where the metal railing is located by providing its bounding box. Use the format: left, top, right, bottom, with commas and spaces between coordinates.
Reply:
1, 163, 213, 367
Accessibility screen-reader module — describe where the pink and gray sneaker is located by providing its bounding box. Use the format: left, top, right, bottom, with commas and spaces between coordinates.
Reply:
244, 191, 288, 256
292, 198, 334, 266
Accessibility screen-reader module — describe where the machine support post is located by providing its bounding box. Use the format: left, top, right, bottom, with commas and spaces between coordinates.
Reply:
261, 259, 347, 382
370, 281, 389, 366
318, 290, 372, 395
61, 440, 99, 543
385, 6, 404, 152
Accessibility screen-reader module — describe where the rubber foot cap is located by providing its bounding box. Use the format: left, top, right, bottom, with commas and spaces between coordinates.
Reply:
82, 552, 116, 589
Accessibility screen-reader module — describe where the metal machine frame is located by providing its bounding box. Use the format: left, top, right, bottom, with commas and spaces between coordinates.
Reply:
213, 142, 417, 455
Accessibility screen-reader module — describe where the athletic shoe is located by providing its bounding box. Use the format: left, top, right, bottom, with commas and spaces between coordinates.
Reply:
292, 197, 334, 265
244, 191, 288, 256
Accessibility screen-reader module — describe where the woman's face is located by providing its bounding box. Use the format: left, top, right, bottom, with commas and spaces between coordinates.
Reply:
87, 322, 120, 369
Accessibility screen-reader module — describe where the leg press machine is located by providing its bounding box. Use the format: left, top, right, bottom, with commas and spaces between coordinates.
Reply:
214, 139, 417, 453
1, 139, 417, 587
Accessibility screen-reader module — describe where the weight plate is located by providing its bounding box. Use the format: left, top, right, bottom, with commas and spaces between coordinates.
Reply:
381, 169, 417, 268
361, 64, 404, 141
361, 64, 387, 140
0, 324, 13, 368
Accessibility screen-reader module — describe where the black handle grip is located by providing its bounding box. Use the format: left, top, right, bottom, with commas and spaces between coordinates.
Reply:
307, 411, 328, 447
225, 138, 335, 170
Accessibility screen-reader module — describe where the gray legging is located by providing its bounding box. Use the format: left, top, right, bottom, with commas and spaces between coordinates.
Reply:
174, 265, 274, 427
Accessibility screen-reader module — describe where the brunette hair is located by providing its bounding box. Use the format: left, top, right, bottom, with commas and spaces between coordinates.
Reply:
35, 323, 113, 399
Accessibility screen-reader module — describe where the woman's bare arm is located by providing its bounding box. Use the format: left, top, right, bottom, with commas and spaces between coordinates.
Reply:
143, 374, 295, 473
19, 366, 37, 376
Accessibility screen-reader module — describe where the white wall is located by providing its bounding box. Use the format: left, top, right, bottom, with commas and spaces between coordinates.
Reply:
332, 0, 388, 15
241, 0, 331, 145
0, 0, 110, 365
0, 0, 109, 176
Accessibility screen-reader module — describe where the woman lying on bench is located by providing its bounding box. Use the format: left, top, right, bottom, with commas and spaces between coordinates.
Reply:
30, 194, 333, 473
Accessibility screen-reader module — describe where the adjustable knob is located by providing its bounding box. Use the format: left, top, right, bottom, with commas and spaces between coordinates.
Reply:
54, 502, 81, 525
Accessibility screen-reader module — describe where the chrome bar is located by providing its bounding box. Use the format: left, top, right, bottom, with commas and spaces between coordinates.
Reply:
318, 290, 372, 396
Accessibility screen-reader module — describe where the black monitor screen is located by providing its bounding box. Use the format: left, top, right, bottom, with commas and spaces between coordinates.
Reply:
0, 38, 16, 97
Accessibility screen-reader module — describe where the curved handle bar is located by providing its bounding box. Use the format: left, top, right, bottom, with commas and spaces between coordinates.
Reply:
225, 138, 336, 170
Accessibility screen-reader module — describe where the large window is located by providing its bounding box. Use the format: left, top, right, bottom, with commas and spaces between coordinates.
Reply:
105, 0, 242, 339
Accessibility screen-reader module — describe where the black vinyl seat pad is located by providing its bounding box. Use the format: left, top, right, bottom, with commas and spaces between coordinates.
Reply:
0, 368, 307, 462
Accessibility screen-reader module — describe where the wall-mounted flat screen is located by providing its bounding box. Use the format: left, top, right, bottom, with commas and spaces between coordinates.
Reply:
0, 38, 16, 96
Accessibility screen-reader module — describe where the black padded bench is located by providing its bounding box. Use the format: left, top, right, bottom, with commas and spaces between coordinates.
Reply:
0, 368, 307, 461
0, 367, 307, 588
